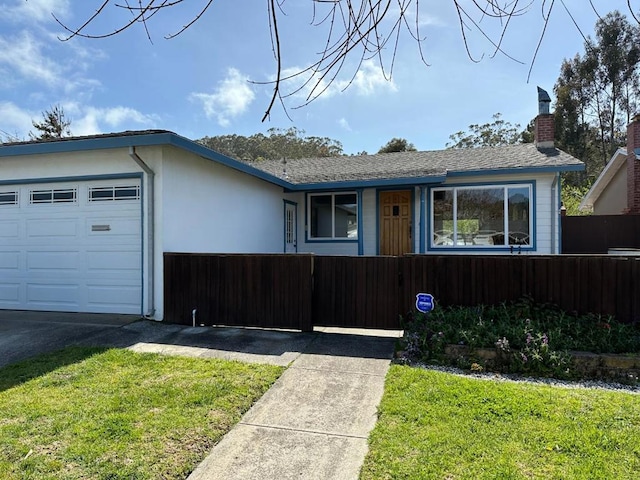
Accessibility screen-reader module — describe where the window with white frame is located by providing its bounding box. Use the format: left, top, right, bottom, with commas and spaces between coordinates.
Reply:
308, 192, 358, 240
89, 185, 140, 202
0, 190, 18, 206
30, 188, 77, 204
431, 184, 532, 248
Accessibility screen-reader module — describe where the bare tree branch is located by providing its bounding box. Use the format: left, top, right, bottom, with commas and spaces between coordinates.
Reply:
48, 1, 640, 121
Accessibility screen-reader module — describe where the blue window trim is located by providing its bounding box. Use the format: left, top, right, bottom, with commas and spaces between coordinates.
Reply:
426, 180, 537, 252
557, 173, 563, 253
305, 190, 359, 243
283, 199, 298, 253
375, 187, 416, 255
357, 189, 364, 255
419, 186, 427, 253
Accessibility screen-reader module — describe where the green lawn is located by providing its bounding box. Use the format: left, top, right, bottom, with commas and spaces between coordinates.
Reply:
0, 347, 283, 479
361, 365, 640, 480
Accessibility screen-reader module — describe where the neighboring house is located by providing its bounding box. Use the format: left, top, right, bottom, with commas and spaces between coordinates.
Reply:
0, 94, 583, 319
580, 115, 640, 215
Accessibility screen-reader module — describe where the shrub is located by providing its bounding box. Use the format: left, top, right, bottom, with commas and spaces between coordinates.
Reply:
399, 297, 640, 378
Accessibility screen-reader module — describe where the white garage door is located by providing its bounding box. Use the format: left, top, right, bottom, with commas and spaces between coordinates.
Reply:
0, 179, 142, 314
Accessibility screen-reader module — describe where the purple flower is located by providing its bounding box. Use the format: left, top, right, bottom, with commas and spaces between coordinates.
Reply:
542, 334, 549, 345
526, 333, 533, 344
520, 353, 528, 363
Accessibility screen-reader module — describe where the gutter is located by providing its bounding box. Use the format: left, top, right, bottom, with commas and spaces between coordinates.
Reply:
129, 146, 156, 319
552, 172, 560, 254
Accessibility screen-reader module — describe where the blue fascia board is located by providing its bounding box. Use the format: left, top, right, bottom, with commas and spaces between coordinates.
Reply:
289, 175, 447, 192
0, 172, 142, 186
0, 132, 175, 156
1, 132, 292, 190
445, 164, 584, 178
165, 134, 291, 188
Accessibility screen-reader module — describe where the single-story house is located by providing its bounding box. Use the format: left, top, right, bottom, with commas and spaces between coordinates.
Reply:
580, 115, 640, 214
0, 95, 583, 319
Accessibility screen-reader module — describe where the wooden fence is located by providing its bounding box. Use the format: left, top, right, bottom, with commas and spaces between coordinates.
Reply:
562, 215, 640, 253
164, 253, 640, 330
163, 253, 314, 331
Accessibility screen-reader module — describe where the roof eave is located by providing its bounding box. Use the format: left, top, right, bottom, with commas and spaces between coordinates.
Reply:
579, 148, 627, 210
0, 132, 176, 156
445, 164, 585, 178
285, 175, 447, 192
165, 134, 291, 189
0, 131, 292, 190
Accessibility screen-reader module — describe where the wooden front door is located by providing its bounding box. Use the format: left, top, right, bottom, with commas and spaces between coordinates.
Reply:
379, 190, 412, 255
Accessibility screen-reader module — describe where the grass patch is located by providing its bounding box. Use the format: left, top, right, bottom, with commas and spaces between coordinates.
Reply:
361, 365, 640, 480
0, 347, 283, 479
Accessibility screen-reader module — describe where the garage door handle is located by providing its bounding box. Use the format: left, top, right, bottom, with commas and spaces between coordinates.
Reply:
92, 225, 111, 232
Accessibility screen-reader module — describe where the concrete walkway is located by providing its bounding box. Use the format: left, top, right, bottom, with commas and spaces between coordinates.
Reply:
187, 327, 399, 480
1, 312, 399, 479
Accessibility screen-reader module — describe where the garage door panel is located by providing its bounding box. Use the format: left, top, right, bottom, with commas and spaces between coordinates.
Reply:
27, 251, 80, 271
88, 284, 141, 309
87, 217, 140, 238
27, 283, 80, 306
27, 219, 78, 238
0, 251, 20, 269
87, 250, 141, 273
0, 221, 19, 238
0, 179, 142, 315
0, 283, 20, 304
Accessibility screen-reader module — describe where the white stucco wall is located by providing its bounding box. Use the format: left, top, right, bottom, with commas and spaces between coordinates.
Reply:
0, 148, 142, 180
160, 146, 284, 254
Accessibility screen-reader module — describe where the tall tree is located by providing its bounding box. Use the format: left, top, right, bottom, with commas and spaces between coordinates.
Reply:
446, 113, 526, 148
378, 138, 416, 153
554, 11, 640, 181
29, 105, 72, 140
199, 127, 343, 161
53, 2, 640, 120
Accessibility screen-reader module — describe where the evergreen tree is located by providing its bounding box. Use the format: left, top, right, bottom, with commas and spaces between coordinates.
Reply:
29, 105, 72, 140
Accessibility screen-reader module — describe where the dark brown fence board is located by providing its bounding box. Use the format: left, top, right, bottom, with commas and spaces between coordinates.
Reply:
562, 215, 640, 254
164, 254, 313, 331
165, 253, 640, 330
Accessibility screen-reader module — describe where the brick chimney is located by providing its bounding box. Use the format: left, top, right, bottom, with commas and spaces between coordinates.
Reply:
535, 86, 554, 149
626, 114, 640, 214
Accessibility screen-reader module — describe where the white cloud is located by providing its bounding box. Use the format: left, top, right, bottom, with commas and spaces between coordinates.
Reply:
69, 105, 158, 136
279, 60, 396, 103
0, 102, 33, 140
0, 29, 103, 97
0, 101, 158, 139
338, 118, 352, 131
335, 60, 397, 96
0, 31, 62, 86
3, 0, 69, 23
190, 68, 255, 127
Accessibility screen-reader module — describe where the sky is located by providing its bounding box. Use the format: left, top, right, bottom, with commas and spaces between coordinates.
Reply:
1, 0, 639, 155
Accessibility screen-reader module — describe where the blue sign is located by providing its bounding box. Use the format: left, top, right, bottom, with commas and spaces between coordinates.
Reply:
415, 293, 435, 313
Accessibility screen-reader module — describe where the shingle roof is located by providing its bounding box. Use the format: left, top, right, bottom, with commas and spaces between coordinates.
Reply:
1, 130, 171, 147
251, 143, 584, 184
1, 130, 584, 189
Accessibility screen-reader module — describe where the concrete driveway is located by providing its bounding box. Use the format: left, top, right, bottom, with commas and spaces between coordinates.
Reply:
0, 310, 339, 368
0, 310, 140, 368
